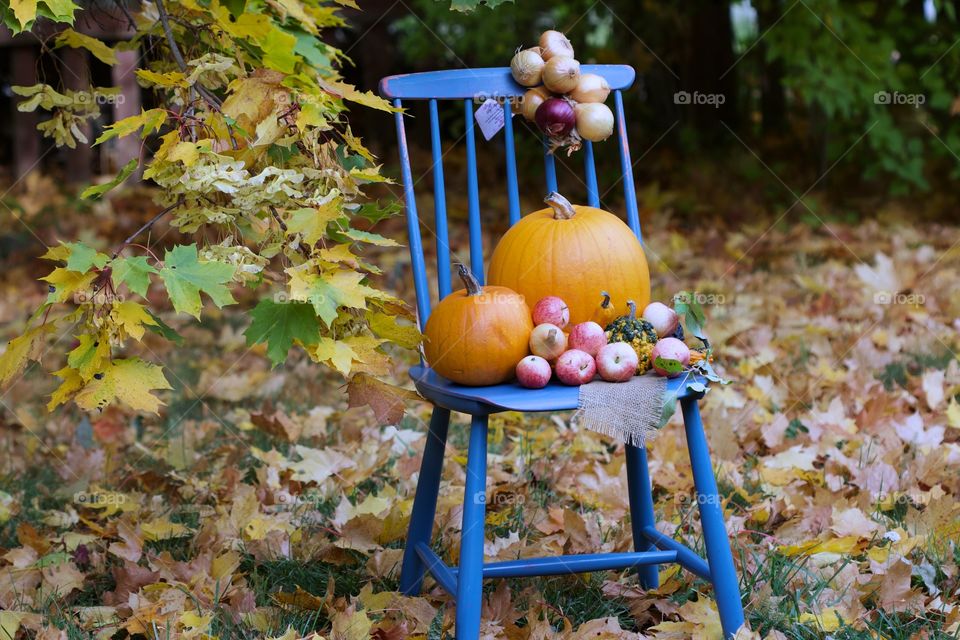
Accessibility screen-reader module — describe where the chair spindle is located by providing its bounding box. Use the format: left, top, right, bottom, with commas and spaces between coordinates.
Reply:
393, 99, 431, 328
429, 99, 452, 299
464, 99, 484, 283
502, 99, 521, 226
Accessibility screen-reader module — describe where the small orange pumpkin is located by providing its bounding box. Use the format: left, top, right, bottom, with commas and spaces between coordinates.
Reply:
590, 291, 619, 327
423, 264, 532, 386
488, 192, 650, 325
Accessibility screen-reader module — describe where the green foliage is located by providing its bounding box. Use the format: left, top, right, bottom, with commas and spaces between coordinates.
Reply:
245, 300, 322, 367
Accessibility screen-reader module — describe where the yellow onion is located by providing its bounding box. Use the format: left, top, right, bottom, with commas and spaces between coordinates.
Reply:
542, 56, 580, 93
570, 73, 610, 103
539, 30, 574, 60
510, 47, 545, 87
575, 102, 614, 141
520, 86, 551, 121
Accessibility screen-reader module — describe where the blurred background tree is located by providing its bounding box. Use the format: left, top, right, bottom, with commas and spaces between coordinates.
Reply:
2, 0, 959, 225
334, 0, 960, 224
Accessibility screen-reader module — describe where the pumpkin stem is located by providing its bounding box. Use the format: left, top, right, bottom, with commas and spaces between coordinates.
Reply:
600, 291, 611, 309
544, 192, 576, 220
626, 299, 637, 320
455, 263, 482, 296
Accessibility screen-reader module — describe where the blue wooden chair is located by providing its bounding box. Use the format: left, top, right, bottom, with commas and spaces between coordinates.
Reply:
379, 65, 745, 638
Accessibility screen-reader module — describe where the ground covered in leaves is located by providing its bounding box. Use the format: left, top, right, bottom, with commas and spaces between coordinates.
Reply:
0, 186, 959, 639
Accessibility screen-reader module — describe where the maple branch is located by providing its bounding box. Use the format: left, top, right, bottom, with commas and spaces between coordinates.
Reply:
113, 0, 136, 31
155, 0, 238, 150
112, 199, 185, 259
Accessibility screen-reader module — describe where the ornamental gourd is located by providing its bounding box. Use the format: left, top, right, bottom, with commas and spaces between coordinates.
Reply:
605, 300, 659, 374
488, 193, 650, 325
423, 264, 533, 386
590, 291, 619, 327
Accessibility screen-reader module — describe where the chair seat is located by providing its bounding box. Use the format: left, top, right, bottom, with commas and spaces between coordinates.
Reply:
410, 364, 705, 415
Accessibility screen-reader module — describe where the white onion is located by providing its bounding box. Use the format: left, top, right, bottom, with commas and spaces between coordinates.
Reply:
570, 73, 610, 103
539, 30, 574, 60
510, 47, 545, 87
542, 56, 580, 93
520, 86, 550, 121
574, 102, 614, 141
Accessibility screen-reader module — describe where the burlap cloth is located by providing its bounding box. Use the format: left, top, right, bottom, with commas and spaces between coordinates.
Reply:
572, 373, 668, 446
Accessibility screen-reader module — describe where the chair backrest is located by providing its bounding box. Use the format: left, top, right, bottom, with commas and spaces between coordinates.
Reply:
379, 65, 642, 331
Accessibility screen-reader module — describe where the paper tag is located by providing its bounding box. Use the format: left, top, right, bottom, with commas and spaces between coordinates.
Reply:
474, 99, 506, 141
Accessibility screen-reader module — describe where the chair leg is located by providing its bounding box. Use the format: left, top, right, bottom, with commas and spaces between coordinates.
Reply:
456, 414, 488, 640
680, 397, 745, 638
399, 407, 451, 595
625, 444, 659, 589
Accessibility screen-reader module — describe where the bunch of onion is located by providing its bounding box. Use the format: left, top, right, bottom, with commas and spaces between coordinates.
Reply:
509, 30, 616, 154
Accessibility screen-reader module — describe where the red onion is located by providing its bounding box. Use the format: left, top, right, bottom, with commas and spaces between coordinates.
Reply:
535, 98, 576, 137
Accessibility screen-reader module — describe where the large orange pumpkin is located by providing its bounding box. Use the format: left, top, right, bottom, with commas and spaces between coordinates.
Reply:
488, 193, 650, 325
423, 264, 533, 386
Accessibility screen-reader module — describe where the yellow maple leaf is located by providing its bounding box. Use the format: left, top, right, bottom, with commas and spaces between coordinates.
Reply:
313, 336, 357, 376
48, 366, 84, 410
66, 332, 111, 381
287, 200, 344, 248
947, 397, 960, 429
111, 301, 158, 341
0, 323, 53, 387
75, 358, 172, 413
55, 28, 117, 65
135, 69, 188, 88
798, 607, 844, 632
780, 535, 867, 557
320, 79, 398, 113
140, 517, 191, 541
41, 267, 96, 303
9, 0, 38, 29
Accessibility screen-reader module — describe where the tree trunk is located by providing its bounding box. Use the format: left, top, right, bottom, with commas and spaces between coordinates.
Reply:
757, 0, 786, 135
687, 0, 739, 143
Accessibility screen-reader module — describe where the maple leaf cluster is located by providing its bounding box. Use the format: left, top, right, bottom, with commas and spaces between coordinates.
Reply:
0, 0, 418, 413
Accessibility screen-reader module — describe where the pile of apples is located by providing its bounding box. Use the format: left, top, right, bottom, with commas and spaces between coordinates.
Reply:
515, 295, 640, 388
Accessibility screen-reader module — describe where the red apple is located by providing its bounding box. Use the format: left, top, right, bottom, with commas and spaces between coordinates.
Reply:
651, 337, 691, 377
555, 349, 597, 385
532, 296, 570, 329
596, 342, 639, 382
529, 323, 567, 360
516, 355, 552, 389
642, 302, 679, 337
568, 321, 607, 357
